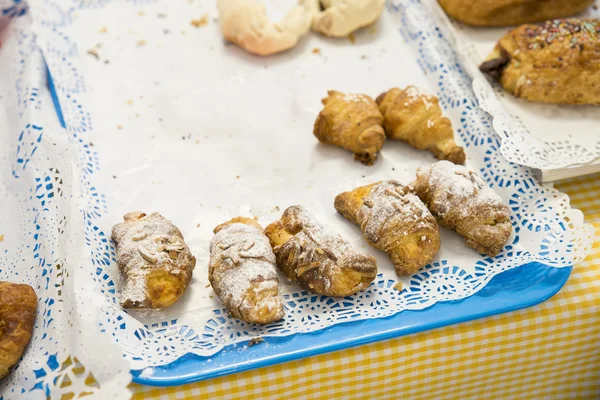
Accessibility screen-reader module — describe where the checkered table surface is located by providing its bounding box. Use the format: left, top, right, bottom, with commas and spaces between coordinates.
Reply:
132, 173, 600, 400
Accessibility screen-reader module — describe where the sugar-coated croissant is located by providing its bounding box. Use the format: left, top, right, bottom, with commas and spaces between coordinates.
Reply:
209, 217, 284, 324
0, 281, 36, 379
112, 212, 196, 309
265, 205, 378, 297
335, 180, 440, 276
314, 90, 386, 165
480, 19, 600, 105
376, 87, 466, 164
413, 160, 512, 257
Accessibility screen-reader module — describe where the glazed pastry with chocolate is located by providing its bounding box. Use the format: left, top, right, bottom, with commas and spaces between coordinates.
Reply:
112, 212, 196, 309
480, 19, 600, 105
265, 205, 378, 297
314, 90, 386, 165
438, 0, 594, 27
413, 160, 512, 257
335, 180, 440, 276
0, 281, 36, 379
376, 87, 466, 164
209, 217, 284, 324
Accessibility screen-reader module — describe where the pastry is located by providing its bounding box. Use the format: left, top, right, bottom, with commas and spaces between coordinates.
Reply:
313, 90, 386, 165
0, 282, 36, 379
312, 0, 386, 37
438, 0, 594, 27
376, 87, 466, 164
413, 160, 512, 257
112, 212, 196, 309
480, 19, 600, 105
209, 217, 284, 324
265, 205, 378, 296
217, 0, 317, 56
335, 180, 440, 276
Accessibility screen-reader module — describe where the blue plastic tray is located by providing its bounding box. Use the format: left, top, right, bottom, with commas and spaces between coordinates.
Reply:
131, 262, 570, 386
45, 70, 572, 388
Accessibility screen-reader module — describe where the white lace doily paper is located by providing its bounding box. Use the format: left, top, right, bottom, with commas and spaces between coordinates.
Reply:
435, 1, 600, 182
0, 0, 594, 395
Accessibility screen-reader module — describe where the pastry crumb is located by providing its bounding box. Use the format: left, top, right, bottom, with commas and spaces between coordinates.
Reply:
137, 40, 147, 46
191, 15, 208, 28
272, 206, 280, 213
393, 282, 403, 291
127, 99, 133, 105
236, 175, 240, 179
137, 10, 145, 16
205, 283, 210, 288
0, 234, 4, 243
348, 33, 356, 44
99, 26, 107, 33
87, 49, 100, 59
117, 125, 123, 129
196, 223, 201, 228
248, 337, 264, 347
312, 48, 320, 54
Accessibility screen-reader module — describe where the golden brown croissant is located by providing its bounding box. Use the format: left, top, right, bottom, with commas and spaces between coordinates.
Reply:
265, 205, 378, 297
0, 281, 36, 379
438, 0, 594, 27
112, 212, 196, 309
479, 19, 600, 105
209, 217, 284, 324
376, 87, 466, 165
334, 180, 440, 276
314, 90, 386, 165
413, 160, 512, 257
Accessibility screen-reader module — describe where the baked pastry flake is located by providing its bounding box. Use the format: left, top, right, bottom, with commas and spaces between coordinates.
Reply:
438, 0, 594, 27
314, 90, 386, 165
479, 19, 600, 105
413, 160, 512, 257
209, 217, 284, 324
112, 212, 196, 309
265, 205, 377, 297
335, 180, 440, 276
376, 87, 466, 164
0, 282, 36, 379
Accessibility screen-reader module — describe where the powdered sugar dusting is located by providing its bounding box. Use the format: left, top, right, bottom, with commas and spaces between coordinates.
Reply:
358, 181, 432, 243
209, 223, 282, 321
342, 92, 371, 103
111, 212, 195, 308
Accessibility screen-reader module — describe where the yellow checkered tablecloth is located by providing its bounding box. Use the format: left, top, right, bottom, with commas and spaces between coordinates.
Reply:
132, 174, 600, 400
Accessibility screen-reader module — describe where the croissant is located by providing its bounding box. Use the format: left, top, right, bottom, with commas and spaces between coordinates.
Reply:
312, 0, 386, 37
314, 90, 386, 165
217, 0, 317, 56
112, 212, 196, 309
334, 180, 440, 276
479, 19, 600, 105
376, 87, 466, 164
438, 0, 594, 27
209, 217, 284, 324
265, 205, 378, 297
0, 282, 36, 379
413, 160, 512, 257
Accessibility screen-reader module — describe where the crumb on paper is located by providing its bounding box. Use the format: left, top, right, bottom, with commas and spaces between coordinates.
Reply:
99, 26, 107, 33
272, 206, 280, 213
196, 223, 201, 228
0, 234, 4, 243
127, 99, 133, 105
209, 295, 214, 298
137, 10, 145, 16
247, 337, 264, 347
348, 33, 356, 44
157, 13, 167, 18
393, 282, 403, 291
117, 125, 123, 129
191, 14, 209, 28
205, 283, 210, 288
236, 175, 240, 179
312, 48, 320, 54
112, 175, 117, 179
360, 54, 367, 60
137, 40, 147, 46
87, 49, 99, 59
